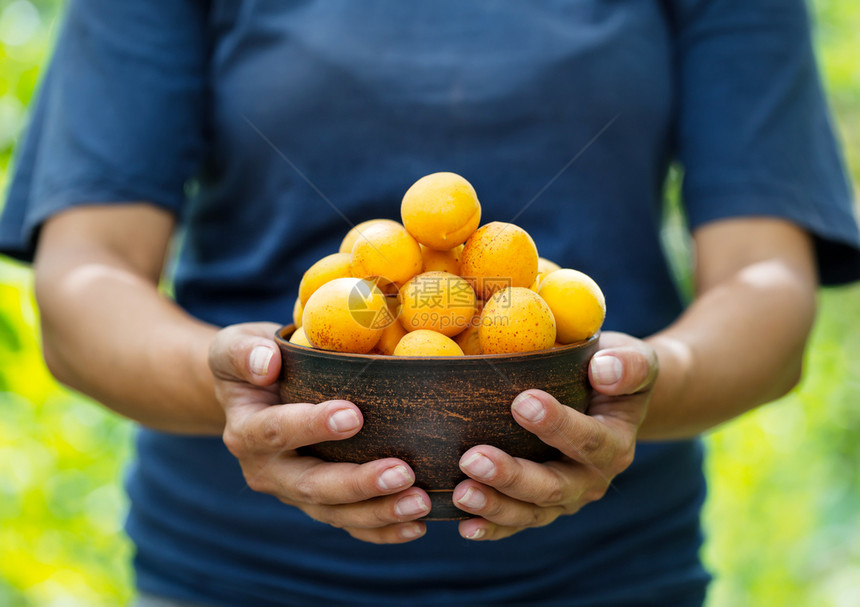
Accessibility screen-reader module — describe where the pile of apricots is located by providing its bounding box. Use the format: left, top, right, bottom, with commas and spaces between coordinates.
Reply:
289, 172, 605, 356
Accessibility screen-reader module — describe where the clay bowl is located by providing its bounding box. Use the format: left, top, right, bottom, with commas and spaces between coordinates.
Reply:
275, 325, 599, 520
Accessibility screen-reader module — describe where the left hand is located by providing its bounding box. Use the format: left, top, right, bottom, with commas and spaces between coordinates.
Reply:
453, 331, 658, 541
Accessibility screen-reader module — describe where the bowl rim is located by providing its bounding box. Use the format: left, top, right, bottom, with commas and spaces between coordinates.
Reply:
275, 324, 599, 363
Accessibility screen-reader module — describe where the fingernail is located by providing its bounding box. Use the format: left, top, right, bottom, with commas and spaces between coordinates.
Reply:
378, 465, 412, 491
592, 355, 623, 385
512, 393, 545, 422
395, 495, 429, 517
465, 527, 486, 540
250, 346, 274, 376
400, 523, 425, 539
460, 453, 496, 479
456, 487, 486, 510
328, 408, 360, 433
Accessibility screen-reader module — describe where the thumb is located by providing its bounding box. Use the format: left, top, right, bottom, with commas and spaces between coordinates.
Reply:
588, 345, 657, 396
208, 324, 283, 387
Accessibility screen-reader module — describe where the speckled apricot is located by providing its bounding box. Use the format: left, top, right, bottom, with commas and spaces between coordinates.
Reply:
398, 271, 476, 337
302, 277, 388, 353
460, 222, 539, 300
479, 287, 556, 354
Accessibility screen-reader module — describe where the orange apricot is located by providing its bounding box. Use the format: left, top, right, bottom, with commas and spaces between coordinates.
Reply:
538, 257, 561, 275
401, 172, 481, 250
350, 222, 423, 286
392, 330, 464, 356
538, 269, 605, 343
339, 219, 402, 254
302, 277, 389, 353
420, 244, 462, 275
288, 327, 312, 347
479, 287, 556, 354
460, 222, 539, 300
398, 271, 476, 337
373, 320, 408, 355
298, 253, 353, 306
453, 300, 484, 355
292, 298, 304, 328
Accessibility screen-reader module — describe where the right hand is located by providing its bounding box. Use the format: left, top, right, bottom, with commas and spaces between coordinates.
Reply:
208, 322, 431, 543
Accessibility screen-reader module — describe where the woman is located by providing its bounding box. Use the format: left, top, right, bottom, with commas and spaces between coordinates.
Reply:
2, 0, 858, 605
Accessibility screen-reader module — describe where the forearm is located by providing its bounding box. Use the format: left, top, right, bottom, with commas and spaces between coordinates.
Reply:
639, 257, 816, 441
36, 249, 223, 434
34, 205, 225, 435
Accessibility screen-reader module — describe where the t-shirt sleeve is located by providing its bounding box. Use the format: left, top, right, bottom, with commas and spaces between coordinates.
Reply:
670, 0, 860, 285
0, 0, 209, 263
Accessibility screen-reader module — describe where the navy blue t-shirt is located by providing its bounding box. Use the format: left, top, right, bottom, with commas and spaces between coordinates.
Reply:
3, 1, 859, 605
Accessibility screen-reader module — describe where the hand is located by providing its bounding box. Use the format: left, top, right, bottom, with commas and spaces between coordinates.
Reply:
208, 322, 431, 544
452, 331, 657, 540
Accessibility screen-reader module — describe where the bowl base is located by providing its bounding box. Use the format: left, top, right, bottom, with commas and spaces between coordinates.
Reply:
423, 491, 469, 521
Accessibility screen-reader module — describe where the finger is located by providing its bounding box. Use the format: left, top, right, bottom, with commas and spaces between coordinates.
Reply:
594, 330, 638, 349
264, 456, 420, 506
227, 399, 362, 456
209, 324, 283, 387
345, 522, 427, 544
460, 444, 610, 511
510, 390, 628, 470
588, 345, 657, 397
457, 519, 524, 542
305, 488, 432, 528
457, 445, 601, 508
452, 479, 568, 528
215, 374, 282, 416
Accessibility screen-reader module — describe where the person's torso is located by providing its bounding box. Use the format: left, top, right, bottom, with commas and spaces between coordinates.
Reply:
176, 0, 681, 337
132, 3, 708, 605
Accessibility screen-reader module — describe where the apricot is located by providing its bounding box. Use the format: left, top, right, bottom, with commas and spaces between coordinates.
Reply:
531, 258, 562, 292
302, 277, 388, 353
538, 269, 605, 343
401, 172, 481, 250
289, 327, 312, 347
420, 244, 462, 275
453, 321, 481, 355
350, 222, 423, 286
298, 253, 353, 306
293, 298, 304, 328
393, 330, 464, 356
398, 271, 476, 337
479, 287, 556, 354
339, 219, 401, 254
538, 257, 561, 275
374, 320, 407, 356
453, 301, 484, 355
460, 222, 539, 300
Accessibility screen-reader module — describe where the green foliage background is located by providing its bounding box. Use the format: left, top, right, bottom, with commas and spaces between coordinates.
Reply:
0, 1, 858, 605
